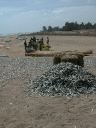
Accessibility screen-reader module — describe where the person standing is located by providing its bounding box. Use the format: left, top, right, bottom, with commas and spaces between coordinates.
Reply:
46, 37, 49, 45
24, 40, 27, 51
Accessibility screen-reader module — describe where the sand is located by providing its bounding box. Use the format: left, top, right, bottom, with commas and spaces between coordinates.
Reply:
0, 35, 96, 57
0, 35, 96, 128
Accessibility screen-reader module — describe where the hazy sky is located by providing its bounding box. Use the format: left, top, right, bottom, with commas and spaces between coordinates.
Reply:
0, 0, 96, 34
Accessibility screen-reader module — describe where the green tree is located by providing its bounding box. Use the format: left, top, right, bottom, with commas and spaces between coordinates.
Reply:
94, 23, 96, 29
53, 26, 60, 31
42, 26, 47, 32
48, 26, 53, 32
85, 22, 93, 29
80, 22, 85, 29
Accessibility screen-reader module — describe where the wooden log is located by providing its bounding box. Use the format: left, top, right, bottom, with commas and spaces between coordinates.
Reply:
82, 50, 93, 56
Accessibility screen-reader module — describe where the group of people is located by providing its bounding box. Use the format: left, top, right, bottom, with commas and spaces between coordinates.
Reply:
24, 36, 49, 52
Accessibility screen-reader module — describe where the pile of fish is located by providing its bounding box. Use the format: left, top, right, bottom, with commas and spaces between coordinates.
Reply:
28, 62, 96, 96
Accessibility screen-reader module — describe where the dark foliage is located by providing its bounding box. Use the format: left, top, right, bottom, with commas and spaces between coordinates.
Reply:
42, 22, 96, 32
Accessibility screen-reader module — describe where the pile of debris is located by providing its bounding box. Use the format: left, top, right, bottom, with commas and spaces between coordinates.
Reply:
28, 62, 96, 96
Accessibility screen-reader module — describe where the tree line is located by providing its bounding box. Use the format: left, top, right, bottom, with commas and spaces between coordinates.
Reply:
42, 22, 96, 32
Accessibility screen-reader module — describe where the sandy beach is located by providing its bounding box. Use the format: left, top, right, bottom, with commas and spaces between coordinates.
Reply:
0, 35, 96, 128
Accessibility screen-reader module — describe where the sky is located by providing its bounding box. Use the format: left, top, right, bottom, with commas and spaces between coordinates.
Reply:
0, 0, 96, 34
